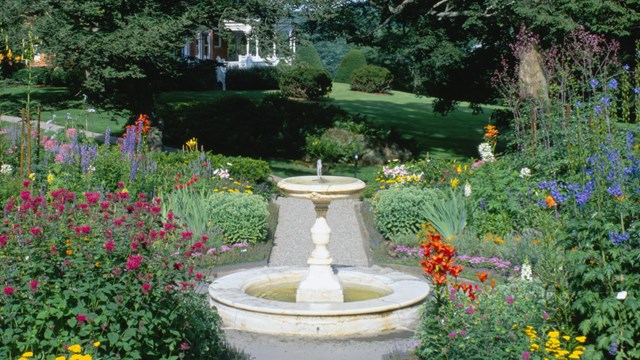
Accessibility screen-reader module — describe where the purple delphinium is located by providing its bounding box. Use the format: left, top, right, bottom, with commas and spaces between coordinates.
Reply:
594, 105, 603, 116
627, 131, 634, 151
607, 184, 623, 197
600, 96, 611, 107
130, 158, 139, 181
104, 128, 111, 146
609, 231, 629, 246
121, 126, 137, 158
608, 78, 618, 90
623, 64, 630, 71
609, 340, 617, 356
575, 180, 594, 206
590, 79, 599, 89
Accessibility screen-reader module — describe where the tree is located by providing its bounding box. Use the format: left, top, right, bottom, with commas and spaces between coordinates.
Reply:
334, 49, 366, 83
301, 0, 640, 111
295, 43, 325, 69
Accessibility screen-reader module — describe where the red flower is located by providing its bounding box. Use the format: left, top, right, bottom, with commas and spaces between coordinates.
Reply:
3, 286, 14, 296
76, 314, 87, 324
29, 280, 39, 291
103, 240, 115, 252
475, 272, 488, 283
126, 255, 143, 271
142, 283, 151, 295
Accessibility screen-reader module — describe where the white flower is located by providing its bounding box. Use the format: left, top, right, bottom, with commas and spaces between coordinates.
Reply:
616, 291, 627, 300
519, 167, 532, 178
464, 182, 472, 197
478, 142, 495, 162
87, 108, 96, 113
520, 259, 533, 282
1, 164, 13, 175
87, 165, 96, 173
214, 168, 230, 179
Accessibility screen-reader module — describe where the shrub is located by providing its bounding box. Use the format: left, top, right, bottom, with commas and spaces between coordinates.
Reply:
334, 50, 366, 83
350, 65, 393, 93
304, 128, 365, 164
208, 192, 270, 244
0, 187, 231, 359
11, 67, 52, 85
370, 187, 439, 240
295, 44, 325, 70
226, 67, 280, 90
278, 66, 332, 100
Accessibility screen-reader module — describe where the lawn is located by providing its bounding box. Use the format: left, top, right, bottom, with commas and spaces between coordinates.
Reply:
325, 83, 496, 159
0, 85, 128, 135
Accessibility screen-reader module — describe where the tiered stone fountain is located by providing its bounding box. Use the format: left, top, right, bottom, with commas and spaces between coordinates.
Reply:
209, 161, 430, 336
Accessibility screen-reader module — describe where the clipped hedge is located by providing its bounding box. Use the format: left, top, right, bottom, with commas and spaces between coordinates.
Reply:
278, 66, 332, 100
371, 187, 439, 240
295, 44, 325, 70
208, 192, 270, 244
226, 67, 280, 90
334, 50, 366, 83
350, 65, 393, 93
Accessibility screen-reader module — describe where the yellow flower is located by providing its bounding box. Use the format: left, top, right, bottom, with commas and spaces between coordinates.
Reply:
530, 343, 540, 351
22, 352, 34, 358
29, 173, 36, 181
55, 357, 66, 360
548, 331, 560, 338
121, 188, 128, 194
185, 137, 198, 150
450, 178, 460, 188
562, 335, 571, 341
67, 344, 82, 353
66, 249, 73, 255
93, 341, 100, 347
70, 355, 92, 360
47, 173, 55, 184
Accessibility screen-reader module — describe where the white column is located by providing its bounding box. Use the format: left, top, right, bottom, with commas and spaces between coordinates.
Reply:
255, 38, 259, 57
273, 41, 277, 57
245, 36, 250, 55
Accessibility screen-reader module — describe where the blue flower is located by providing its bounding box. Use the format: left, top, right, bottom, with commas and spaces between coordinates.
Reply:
623, 64, 630, 71
635, 87, 640, 95
609, 231, 629, 245
575, 180, 594, 206
609, 340, 618, 356
590, 79, 599, 89
607, 184, 623, 197
600, 96, 611, 107
594, 105, 603, 115
608, 78, 618, 90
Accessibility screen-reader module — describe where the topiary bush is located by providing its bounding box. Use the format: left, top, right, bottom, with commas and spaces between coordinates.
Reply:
295, 44, 326, 70
278, 66, 332, 100
370, 187, 439, 240
350, 65, 393, 93
208, 192, 270, 244
334, 50, 366, 83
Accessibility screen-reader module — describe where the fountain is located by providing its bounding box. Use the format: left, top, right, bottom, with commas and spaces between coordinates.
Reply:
208, 161, 431, 336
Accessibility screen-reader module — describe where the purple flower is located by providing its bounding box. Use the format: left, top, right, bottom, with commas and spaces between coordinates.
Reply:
609, 231, 629, 245
634, 87, 640, 95
448, 332, 457, 338
609, 340, 617, 356
521, 351, 531, 360
590, 79, 599, 89
600, 96, 611, 107
627, 131, 634, 151
505, 296, 515, 305
608, 79, 618, 90
543, 312, 549, 319
458, 329, 468, 336
575, 100, 582, 107
607, 184, 623, 197
465, 306, 474, 315
594, 105, 603, 115
623, 64, 630, 71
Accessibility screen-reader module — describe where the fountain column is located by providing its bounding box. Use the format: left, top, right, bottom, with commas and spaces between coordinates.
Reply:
296, 197, 344, 303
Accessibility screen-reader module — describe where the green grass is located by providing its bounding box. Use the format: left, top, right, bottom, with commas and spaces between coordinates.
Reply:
0, 85, 128, 135
324, 83, 497, 159
155, 89, 274, 105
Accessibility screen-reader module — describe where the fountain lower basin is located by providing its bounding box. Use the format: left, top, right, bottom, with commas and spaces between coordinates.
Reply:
209, 266, 430, 336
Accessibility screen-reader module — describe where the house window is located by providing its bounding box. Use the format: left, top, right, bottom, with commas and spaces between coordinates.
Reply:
213, 32, 222, 48
201, 32, 210, 59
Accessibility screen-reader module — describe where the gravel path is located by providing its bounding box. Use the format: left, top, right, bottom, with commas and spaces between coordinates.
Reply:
268, 197, 370, 267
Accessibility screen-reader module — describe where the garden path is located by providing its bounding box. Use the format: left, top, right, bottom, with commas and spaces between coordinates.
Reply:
268, 197, 370, 267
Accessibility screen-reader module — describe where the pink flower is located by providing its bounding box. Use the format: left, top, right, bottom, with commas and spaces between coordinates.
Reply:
103, 240, 115, 252
448, 332, 457, 338
0, 235, 8, 247
54, 154, 64, 163
195, 273, 204, 281
173, 262, 183, 270
181, 231, 193, 240
459, 329, 468, 336
543, 312, 549, 319
76, 313, 87, 324
117, 181, 125, 189
142, 283, 151, 295
465, 306, 475, 315
66, 128, 77, 138
521, 351, 531, 360
126, 255, 143, 270
29, 280, 39, 291
180, 342, 190, 350
505, 296, 515, 305
3, 286, 14, 296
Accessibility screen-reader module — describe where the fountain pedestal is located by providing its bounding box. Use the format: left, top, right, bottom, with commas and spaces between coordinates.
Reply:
297, 216, 343, 302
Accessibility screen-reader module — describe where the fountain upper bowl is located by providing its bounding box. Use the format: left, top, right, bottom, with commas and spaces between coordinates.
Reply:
277, 176, 365, 201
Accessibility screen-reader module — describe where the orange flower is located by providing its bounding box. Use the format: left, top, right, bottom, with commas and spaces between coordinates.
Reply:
490, 278, 496, 288
475, 272, 488, 283
545, 195, 557, 208
484, 125, 499, 139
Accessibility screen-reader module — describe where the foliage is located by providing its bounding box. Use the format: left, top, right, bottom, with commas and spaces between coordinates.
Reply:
334, 49, 366, 83
0, 186, 230, 359
304, 127, 364, 164
295, 44, 326, 70
226, 67, 281, 91
207, 192, 270, 244
370, 187, 439, 241
278, 65, 332, 100
422, 188, 467, 241
350, 64, 393, 93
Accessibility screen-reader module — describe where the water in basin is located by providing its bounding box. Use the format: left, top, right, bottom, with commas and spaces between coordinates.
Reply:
246, 281, 392, 303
